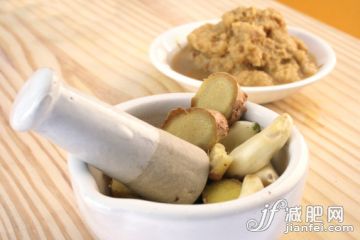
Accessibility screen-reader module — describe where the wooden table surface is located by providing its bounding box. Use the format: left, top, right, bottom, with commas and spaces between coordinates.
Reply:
0, 0, 359, 239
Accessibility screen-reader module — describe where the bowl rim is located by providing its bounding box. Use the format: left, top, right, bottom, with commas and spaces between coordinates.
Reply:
149, 19, 336, 93
69, 93, 309, 220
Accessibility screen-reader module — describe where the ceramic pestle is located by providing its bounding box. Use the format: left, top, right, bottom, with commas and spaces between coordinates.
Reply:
10, 68, 209, 204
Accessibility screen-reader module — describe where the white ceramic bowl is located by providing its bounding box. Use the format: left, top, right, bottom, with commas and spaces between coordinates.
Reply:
149, 20, 336, 104
69, 93, 308, 240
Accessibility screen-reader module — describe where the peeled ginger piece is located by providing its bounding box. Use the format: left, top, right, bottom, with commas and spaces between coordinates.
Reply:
110, 179, 139, 198
191, 72, 247, 125
162, 107, 228, 151
239, 175, 264, 197
209, 143, 233, 181
202, 179, 241, 203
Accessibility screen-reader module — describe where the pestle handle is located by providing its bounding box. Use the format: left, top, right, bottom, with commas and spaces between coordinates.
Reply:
10, 69, 209, 204
11, 68, 159, 183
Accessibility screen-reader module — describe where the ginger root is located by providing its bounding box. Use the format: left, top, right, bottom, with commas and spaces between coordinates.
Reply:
162, 107, 228, 151
202, 179, 241, 203
239, 174, 264, 197
191, 72, 247, 125
110, 179, 139, 198
209, 143, 233, 181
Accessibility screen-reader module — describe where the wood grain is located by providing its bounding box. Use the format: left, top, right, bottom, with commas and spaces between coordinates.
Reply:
0, 0, 359, 239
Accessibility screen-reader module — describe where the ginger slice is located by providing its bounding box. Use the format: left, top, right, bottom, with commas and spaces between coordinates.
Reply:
239, 174, 264, 198
208, 143, 233, 181
202, 179, 241, 203
110, 179, 139, 199
162, 107, 228, 151
191, 72, 247, 125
